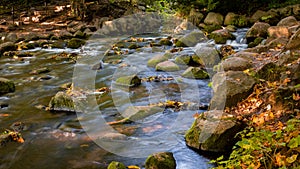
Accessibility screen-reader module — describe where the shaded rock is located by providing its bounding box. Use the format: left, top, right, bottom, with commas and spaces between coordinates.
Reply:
185, 111, 244, 152
292, 4, 300, 20
4, 33, 18, 43
145, 152, 176, 169
123, 105, 163, 121
159, 38, 172, 46
182, 67, 209, 79
59, 30, 73, 39
248, 37, 264, 48
67, 38, 85, 49
209, 29, 235, 44
48, 92, 76, 112
200, 24, 222, 33
210, 71, 256, 109
276, 6, 293, 19
220, 57, 252, 71
266, 37, 288, 49
284, 28, 300, 51
256, 62, 285, 82
156, 61, 180, 72
147, 53, 172, 67
0, 42, 17, 55
0, 78, 15, 94
115, 75, 141, 87
175, 30, 207, 47
204, 12, 224, 26
194, 46, 220, 68
74, 30, 86, 39
246, 22, 270, 43
174, 54, 191, 65
188, 8, 204, 26
107, 161, 126, 169
50, 40, 66, 49
250, 10, 268, 23
277, 16, 298, 27
267, 26, 290, 39
128, 43, 140, 49
224, 13, 249, 27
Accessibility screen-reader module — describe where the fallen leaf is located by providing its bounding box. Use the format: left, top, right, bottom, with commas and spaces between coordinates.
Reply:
286, 154, 298, 164
128, 166, 140, 169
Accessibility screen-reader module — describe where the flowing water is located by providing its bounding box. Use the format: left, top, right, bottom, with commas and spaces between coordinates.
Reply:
0, 29, 248, 169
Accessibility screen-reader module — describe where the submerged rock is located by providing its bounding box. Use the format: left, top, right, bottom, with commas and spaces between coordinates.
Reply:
181, 67, 209, 79
147, 53, 172, 68
0, 78, 15, 94
48, 92, 76, 112
185, 111, 244, 152
107, 161, 126, 169
156, 61, 180, 72
145, 152, 176, 169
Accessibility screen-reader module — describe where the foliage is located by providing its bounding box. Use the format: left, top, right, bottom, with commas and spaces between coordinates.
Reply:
211, 119, 300, 169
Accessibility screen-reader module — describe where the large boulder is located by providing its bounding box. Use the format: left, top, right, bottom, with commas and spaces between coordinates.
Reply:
156, 61, 180, 72
220, 57, 253, 71
224, 13, 249, 27
209, 29, 235, 44
204, 12, 224, 26
181, 67, 209, 79
250, 10, 268, 23
0, 78, 15, 94
175, 30, 207, 47
267, 26, 290, 39
194, 46, 220, 68
185, 111, 244, 152
145, 152, 176, 169
59, 30, 73, 39
210, 71, 256, 109
246, 22, 270, 43
277, 16, 298, 27
48, 91, 80, 112
0, 42, 17, 55
188, 8, 204, 26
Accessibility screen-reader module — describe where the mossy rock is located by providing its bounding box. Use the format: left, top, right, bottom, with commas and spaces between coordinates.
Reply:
123, 105, 163, 121
107, 161, 126, 169
209, 29, 235, 44
0, 42, 17, 55
74, 30, 86, 39
67, 38, 86, 49
256, 62, 285, 82
201, 24, 222, 33
174, 54, 191, 65
175, 30, 207, 47
128, 43, 140, 49
156, 61, 180, 72
48, 91, 75, 112
159, 38, 173, 46
145, 152, 176, 169
115, 75, 141, 87
248, 37, 264, 48
181, 67, 209, 79
51, 41, 66, 49
0, 78, 15, 94
147, 54, 171, 67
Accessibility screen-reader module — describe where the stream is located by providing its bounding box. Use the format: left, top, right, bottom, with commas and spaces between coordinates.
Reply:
0, 27, 248, 169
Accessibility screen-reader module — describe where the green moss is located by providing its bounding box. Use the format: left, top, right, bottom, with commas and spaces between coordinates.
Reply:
145, 152, 176, 169
248, 37, 264, 48
0, 78, 15, 94
175, 55, 191, 65
182, 67, 209, 79
147, 54, 169, 67
175, 31, 207, 47
202, 24, 222, 33
185, 119, 201, 148
107, 161, 126, 169
115, 75, 141, 87
67, 38, 86, 49
159, 38, 173, 46
48, 92, 75, 112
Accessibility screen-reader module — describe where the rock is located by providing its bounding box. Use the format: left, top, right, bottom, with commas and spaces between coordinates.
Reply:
0, 42, 17, 55
147, 53, 172, 67
204, 12, 224, 26
292, 4, 300, 20
209, 29, 235, 44
185, 111, 244, 152
122, 105, 163, 121
174, 54, 191, 65
246, 22, 270, 43
4, 33, 18, 43
59, 30, 73, 39
248, 37, 264, 48
266, 37, 288, 49
0, 78, 15, 94
23, 33, 40, 42
29, 67, 50, 75
267, 26, 290, 39
188, 8, 204, 26
250, 10, 268, 23
115, 75, 141, 87
107, 161, 126, 169
219, 45, 236, 58
231, 51, 258, 61
74, 30, 86, 39
48, 92, 75, 112
200, 24, 222, 33
128, 43, 140, 49
67, 38, 85, 49
145, 152, 176, 169
156, 61, 180, 72
182, 67, 209, 79
256, 62, 284, 82
210, 71, 256, 109
159, 38, 172, 46
276, 6, 293, 18
277, 16, 298, 27
283, 26, 300, 51
224, 13, 249, 27
175, 30, 207, 47
50, 40, 66, 49
220, 57, 252, 71
194, 46, 220, 68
